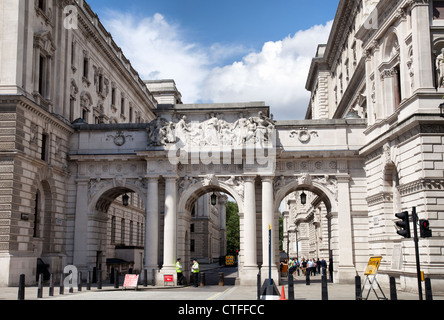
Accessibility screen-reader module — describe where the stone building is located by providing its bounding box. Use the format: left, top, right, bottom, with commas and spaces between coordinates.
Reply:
1, 0, 443, 292
305, 0, 444, 292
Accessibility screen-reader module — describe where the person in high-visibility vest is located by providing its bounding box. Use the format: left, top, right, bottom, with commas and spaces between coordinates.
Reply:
176, 258, 184, 285
191, 259, 199, 287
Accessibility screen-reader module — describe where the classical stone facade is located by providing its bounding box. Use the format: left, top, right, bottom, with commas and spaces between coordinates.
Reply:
306, 0, 444, 292
0, 0, 443, 293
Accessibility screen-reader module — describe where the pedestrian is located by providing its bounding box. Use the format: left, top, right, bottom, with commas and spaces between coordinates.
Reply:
317, 258, 321, 275
301, 258, 307, 276
321, 258, 327, 276
191, 258, 200, 287
176, 258, 184, 285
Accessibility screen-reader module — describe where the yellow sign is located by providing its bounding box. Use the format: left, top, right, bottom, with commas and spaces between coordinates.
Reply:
225, 255, 235, 266
364, 256, 382, 275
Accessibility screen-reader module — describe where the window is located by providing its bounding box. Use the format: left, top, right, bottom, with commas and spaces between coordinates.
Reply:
33, 191, 41, 238
190, 239, 195, 252
38, 55, 46, 96
41, 133, 49, 162
111, 216, 116, 244
38, 0, 46, 11
111, 87, 116, 106
121, 218, 125, 244
83, 56, 89, 79
121, 96, 125, 115
434, 1, 444, 19
394, 65, 402, 108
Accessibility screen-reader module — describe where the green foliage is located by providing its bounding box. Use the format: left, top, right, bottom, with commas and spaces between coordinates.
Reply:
226, 201, 240, 255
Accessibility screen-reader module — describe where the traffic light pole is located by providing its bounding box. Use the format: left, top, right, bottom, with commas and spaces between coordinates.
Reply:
412, 207, 423, 301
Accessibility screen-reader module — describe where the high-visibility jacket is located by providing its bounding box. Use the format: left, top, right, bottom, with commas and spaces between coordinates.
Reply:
176, 261, 182, 273
192, 262, 199, 273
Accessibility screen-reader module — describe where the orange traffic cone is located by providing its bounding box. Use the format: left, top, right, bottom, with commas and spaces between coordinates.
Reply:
280, 286, 287, 300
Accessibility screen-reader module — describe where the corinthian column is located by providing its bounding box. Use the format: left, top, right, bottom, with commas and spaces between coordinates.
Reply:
162, 176, 177, 271
261, 176, 278, 281
243, 176, 257, 268
144, 177, 159, 271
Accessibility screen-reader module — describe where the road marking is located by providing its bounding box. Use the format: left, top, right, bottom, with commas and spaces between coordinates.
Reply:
207, 286, 236, 300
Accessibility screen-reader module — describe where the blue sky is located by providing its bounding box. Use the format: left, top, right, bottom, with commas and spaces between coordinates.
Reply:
86, 0, 340, 120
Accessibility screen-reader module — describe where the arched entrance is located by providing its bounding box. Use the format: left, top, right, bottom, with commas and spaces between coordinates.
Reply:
73, 179, 147, 281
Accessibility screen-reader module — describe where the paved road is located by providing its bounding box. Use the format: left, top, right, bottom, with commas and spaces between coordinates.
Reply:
1, 266, 442, 301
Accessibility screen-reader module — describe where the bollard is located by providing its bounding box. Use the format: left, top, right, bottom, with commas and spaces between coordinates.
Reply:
97, 268, 102, 290
200, 272, 206, 287
390, 276, 397, 300
288, 273, 294, 300
49, 274, 54, 297
37, 274, 43, 299
143, 269, 147, 287
425, 278, 433, 300
110, 267, 115, 284
87, 271, 91, 290
218, 272, 224, 286
78, 271, 82, 292
114, 269, 119, 288
69, 271, 74, 293
92, 267, 97, 284
59, 272, 64, 295
355, 276, 362, 300
152, 269, 156, 286
18, 274, 25, 301
321, 275, 328, 300
257, 273, 261, 300
305, 270, 310, 285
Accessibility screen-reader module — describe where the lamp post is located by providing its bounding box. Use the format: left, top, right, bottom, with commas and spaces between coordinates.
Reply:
439, 102, 444, 118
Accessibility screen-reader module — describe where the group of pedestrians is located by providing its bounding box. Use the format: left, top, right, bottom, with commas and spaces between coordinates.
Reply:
286, 257, 328, 277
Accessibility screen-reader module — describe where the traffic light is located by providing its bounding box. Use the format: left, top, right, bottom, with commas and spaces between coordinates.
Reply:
395, 211, 411, 238
419, 220, 432, 238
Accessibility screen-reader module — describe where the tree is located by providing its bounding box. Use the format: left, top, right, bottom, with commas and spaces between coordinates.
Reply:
226, 201, 240, 255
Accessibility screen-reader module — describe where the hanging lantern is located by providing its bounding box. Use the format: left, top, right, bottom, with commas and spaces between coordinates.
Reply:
439, 102, 444, 118
300, 191, 307, 205
210, 193, 217, 206
122, 193, 129, 207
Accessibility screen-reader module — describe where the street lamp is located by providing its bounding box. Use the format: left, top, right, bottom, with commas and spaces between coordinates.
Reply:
210, 193, 217, 206
122, 193, 129, 207
439, 102, 444, 118
300, 190, 307, 205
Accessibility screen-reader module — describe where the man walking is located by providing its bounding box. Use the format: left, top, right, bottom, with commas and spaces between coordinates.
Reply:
176, 258, 184, 285
191, 259, 200, 287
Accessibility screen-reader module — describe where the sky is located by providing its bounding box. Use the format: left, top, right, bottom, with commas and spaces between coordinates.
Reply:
86, 0, 340, 120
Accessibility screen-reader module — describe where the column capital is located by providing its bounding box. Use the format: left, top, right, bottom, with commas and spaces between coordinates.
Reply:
336, 175, 351, 182
145, 175, 160, 181
243, 175, 257, 183
163, 175, 178, 181
260, 175, 275, 182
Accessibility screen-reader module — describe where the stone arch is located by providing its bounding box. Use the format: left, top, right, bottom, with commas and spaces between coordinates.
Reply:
383, 30, 400, 62
273, 176, 337, 214
88, 179, 147, 214
177, 178, 245, 217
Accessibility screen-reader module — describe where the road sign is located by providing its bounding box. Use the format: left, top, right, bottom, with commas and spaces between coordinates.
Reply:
364, 256, 382, 276
123, 274, 139, 289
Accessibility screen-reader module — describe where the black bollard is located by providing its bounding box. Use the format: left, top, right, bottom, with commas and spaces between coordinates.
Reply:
390, 276, 397, 300
18, 274, 25, 301
143, 269, 147, 287
257, 273, 261, 300
321, 275, 328, 300
425, 278, 433, 300
49, 274, 54, 297
87, 271, 91, 290
355, 276, 362, 300
200, 272, 206, 287
218, 272, 224, 286
114, 269, 119, 288
78, 271, 82, 292
37, 274, 43, 299
305, 270, 310, 285
59, 272, 64, 295
92, 267, 97, 284
97, 268, 102, 290
110, 267, 115, 284
288, 273, 294, 300
152, 269, 156, 286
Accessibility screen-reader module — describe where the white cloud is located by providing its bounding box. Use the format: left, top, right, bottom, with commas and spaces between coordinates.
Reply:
102, 11, 332, 120
201, 21, 334, 120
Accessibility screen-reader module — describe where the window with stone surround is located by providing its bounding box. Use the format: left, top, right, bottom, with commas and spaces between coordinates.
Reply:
33, 31, 55, 107
433, 1, 444, 19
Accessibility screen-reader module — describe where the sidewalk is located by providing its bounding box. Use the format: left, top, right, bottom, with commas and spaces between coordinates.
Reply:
1, 272, 442, 301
